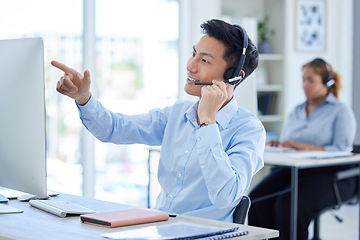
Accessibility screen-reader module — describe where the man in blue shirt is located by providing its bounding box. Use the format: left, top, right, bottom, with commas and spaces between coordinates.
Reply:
52, 19, 265, 222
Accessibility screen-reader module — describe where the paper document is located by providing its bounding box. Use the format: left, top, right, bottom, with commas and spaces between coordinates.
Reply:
0, 204, 24, 214
101, 221, 247, 240
287, 151, 353, 159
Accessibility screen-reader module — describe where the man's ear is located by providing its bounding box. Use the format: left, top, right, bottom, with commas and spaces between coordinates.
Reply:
240, 70, 245, 79
237, 70, 246, 84
232, 70, 246, 89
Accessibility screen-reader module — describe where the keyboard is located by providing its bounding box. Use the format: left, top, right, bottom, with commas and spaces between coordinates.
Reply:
29, 199, 96, 218
265, 146, 296, 153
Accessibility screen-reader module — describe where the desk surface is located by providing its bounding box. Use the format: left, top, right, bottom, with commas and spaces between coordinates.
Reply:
263, 151, 360, 240
0, 192, 278, 240
264, 152, 360, 168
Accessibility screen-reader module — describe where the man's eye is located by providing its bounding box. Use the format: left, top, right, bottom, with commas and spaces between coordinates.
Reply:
191, 52, 195, 57
202, 59, 209, 63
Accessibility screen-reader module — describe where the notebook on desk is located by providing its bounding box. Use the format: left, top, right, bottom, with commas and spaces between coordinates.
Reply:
101, 221, 247, 240
81, 208, 170, 228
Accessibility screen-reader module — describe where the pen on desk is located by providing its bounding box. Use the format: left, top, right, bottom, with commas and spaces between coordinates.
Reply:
169, 214, 177, 218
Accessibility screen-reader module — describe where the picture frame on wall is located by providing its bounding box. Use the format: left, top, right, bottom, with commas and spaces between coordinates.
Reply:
296, 0, 326, 52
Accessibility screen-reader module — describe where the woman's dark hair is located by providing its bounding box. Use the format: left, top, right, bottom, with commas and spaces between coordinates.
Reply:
302, 58, 342, 99
200, 19, 259, 87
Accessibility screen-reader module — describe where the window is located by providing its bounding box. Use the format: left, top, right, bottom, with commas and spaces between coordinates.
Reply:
94, 0, 179, 207
0, 0, 179, 207
0, 0, 84, 195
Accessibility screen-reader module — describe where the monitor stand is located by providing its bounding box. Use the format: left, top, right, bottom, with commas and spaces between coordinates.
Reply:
0, 188, 59, 202
17, 194, 47, 202
17, 190, 60, 202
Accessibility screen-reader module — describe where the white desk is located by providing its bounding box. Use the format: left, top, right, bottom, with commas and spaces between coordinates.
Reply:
263, 152, 360, 240
0, 191, 279, 240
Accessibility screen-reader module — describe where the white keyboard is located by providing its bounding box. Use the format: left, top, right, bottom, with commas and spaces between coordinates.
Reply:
29, 199, 95, 218
265, 146, 296, 153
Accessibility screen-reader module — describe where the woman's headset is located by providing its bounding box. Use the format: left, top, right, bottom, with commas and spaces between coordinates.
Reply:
317, 58, 335, 88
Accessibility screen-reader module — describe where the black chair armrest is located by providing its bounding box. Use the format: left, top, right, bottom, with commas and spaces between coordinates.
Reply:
233, 196, 251, 224
335, 168, 360, 181
333, 165, 360, 207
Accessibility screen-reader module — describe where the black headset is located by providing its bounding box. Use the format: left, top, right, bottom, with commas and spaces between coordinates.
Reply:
223, 25, 248, 85
317, 58, 335, 87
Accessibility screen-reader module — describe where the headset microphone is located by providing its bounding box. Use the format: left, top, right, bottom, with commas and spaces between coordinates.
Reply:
195, 75, 244, 85
311, 85, 327, 98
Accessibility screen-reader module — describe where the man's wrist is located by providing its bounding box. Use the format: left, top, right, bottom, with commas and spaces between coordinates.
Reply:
76, 92, 91, 106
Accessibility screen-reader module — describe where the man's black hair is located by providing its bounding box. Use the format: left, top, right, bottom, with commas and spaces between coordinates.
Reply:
200, 19, 259, 86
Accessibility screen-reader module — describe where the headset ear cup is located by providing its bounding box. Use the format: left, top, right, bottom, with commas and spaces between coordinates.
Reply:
224, 68, 235, 80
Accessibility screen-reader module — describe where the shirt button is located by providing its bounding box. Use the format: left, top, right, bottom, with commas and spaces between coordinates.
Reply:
185, 150, 189, 155
178, 173, 182, 178
201, 165, 205, 169
197, 137, 201, 142
169, 194, 173, 198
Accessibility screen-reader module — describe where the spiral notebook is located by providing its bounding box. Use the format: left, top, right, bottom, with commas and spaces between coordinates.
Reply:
101, 221, 248, 240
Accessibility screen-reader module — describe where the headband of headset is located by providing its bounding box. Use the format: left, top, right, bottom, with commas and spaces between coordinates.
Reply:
316, 58, 334, 87
223, 25, 248, 85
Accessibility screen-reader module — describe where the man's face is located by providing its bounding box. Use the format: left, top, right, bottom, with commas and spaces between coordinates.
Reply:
184, 34, 228, 97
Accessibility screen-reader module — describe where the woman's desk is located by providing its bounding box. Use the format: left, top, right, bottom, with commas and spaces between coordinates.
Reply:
0, 191, 279, 240
263, 152, 360, 240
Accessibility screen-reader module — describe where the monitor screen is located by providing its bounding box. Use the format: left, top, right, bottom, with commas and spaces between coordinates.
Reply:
0, 37, 48, 199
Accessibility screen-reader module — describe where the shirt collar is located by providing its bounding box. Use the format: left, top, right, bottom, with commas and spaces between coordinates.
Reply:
303, 92, 338, 107
184, 97, 238, 129
300, 93, 338, 116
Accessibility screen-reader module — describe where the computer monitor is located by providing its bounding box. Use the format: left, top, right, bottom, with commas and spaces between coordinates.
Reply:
0, 37, 48, 199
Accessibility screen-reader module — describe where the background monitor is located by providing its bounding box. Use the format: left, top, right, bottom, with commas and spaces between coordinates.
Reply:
0, 37, 48, 199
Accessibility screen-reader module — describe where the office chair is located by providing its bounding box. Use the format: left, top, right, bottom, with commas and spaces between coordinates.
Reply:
233, 195, 251, 224
312, 164, 360, 240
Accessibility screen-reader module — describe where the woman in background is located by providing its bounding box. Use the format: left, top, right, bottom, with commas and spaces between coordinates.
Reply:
248, 58, 357, 240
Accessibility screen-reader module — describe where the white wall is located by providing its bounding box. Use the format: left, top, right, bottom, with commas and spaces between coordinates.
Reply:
178, 0, 258, 115
283, 0, 354, 118
178, 0, 221, 100
353, 0, 360, 145
178, 0, 354, 119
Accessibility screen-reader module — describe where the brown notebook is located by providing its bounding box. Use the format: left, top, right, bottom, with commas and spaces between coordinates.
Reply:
80, 208, 169, 228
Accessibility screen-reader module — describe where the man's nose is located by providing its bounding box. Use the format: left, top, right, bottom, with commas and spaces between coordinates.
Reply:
186, 58, 197, 73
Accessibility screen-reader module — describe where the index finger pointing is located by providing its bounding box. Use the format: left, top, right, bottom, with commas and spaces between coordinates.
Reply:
51, 60, 79, 75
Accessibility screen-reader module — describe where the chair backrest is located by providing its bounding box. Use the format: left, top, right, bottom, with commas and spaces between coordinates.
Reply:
312, 164, 360, 240
233, 195, 251, 224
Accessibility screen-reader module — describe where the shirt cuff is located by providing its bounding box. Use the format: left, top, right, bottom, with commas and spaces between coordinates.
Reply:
196, 123, 222, 148
76, 95, 98, 117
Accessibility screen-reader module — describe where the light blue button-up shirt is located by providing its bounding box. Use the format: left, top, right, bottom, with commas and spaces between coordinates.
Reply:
279, 93, 356, 151
77, 96, 265, 222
